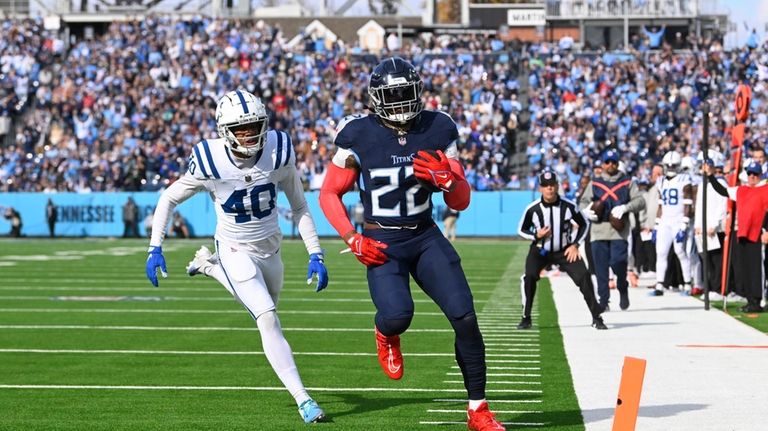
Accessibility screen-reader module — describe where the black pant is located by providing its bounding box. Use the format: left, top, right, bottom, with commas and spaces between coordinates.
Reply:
522, 244, 602, 320
663, 245, 683, 288
637, 239, 656, 273
699, 235, 724, 294
733, 238, 763, 303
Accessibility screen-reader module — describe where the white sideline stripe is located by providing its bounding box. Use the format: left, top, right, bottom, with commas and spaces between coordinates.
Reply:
487, 360, 540, 364
433, 399, 542, 404
444, 380, 541, 385
0, 348, 454, 358
451, 366, 540, 371
446, 372, 541, 377
419, 421, 545, 426
0, 384, 533, 394
0, 325, 455, 333
428, 409, 543, 414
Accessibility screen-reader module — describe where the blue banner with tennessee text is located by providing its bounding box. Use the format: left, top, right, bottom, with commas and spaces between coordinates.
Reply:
0, 190, 540, 238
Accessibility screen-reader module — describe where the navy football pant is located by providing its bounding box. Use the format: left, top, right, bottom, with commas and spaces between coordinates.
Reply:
365, 224, 486, 399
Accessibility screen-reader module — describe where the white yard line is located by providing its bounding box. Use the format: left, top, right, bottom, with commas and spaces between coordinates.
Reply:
451, 366, 541, 370
0, 348, 446, 357
433, 399, 543, 404
446, 372, 541, 377
0, 384, 534, 394
0, 324, 455, 333
443, 380, 541, 385
0, 308, 457, 317
428, 409, 543, 414
419, 421, 545, 426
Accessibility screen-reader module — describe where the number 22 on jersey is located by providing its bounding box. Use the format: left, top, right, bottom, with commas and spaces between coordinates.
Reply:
369, 166, 430, 217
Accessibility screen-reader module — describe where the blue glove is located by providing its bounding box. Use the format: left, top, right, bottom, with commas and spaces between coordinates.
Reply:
146, 246, 168, 287
306, 253, 328, 292
651, 230, 657, 244
675, 229, 687, 243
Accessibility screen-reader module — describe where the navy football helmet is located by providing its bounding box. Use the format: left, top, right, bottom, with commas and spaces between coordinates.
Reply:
368, 57, 424, 124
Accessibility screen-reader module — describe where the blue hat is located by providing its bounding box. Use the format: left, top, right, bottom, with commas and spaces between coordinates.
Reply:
602, 149, 619, 163
746, 161, 762, 175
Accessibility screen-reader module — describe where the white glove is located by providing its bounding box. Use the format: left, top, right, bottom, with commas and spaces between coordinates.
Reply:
584, 208, 598, 221
610, 204, 627, 219
678, 219, 690, 232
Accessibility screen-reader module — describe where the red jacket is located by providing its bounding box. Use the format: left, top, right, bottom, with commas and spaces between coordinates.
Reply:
735, 184, 768, 242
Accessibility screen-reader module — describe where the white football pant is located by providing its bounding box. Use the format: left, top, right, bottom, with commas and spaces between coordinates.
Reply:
205, 241, 310, 406
655, 222, 692, 286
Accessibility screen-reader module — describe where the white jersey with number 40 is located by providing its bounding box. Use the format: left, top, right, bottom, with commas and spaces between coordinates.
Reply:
657, 173, 691, 223
149, 131, 320, 254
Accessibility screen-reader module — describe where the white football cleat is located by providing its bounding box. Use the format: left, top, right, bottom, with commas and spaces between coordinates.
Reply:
186, 246, 216, 276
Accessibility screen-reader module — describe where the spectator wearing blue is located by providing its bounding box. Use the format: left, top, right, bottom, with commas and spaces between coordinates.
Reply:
579, 149, 646, 311
746, 29, 760, 50
642, 25, 666, 49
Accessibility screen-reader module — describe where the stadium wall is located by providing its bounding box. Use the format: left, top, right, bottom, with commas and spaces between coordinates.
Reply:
0, 191, 540, 238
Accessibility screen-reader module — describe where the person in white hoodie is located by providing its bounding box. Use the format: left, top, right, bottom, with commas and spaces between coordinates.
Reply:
693, 151, 728, 297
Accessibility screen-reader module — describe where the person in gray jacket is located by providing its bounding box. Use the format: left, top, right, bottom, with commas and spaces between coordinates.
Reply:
580, 149, 646, 311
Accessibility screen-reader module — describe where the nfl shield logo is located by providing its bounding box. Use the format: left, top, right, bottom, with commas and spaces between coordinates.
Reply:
398, 136, 407, 146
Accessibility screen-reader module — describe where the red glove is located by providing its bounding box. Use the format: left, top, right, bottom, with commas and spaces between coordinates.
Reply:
412, 150, 455, 192
346, 233, 388, 266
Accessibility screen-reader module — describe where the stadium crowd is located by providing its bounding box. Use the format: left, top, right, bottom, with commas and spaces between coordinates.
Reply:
0, 16, 767, 196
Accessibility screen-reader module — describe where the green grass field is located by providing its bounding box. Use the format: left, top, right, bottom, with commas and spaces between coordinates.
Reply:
0, 239, 584, 430
706, 301, 768, 333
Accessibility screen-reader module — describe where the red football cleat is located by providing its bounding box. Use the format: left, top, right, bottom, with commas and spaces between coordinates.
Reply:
374, 327, 403, 380
467, 402, 506, 431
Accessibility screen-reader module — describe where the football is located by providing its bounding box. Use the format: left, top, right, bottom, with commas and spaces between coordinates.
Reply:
589, 200, 605, 219
413, 150, 442, 193
609, 214, 627, 232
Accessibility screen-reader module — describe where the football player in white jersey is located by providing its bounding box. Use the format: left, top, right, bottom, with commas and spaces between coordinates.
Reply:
651, 151, 694, 295
145, 90, 328, 424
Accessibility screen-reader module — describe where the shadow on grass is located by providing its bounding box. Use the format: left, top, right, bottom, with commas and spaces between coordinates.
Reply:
318, 392, 434, 419
581, 403, 708, 422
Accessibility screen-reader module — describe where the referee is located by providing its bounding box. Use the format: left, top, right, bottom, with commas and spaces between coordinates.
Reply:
517, 170, 607, 330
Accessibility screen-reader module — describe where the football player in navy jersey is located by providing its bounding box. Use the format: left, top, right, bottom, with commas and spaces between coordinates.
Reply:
319, 57, 505, 431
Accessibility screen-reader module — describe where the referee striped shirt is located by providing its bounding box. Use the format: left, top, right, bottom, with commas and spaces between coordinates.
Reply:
517, 196, 590, 253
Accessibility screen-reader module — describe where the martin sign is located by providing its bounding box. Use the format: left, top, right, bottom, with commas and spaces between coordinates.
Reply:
507, 9, 546, 27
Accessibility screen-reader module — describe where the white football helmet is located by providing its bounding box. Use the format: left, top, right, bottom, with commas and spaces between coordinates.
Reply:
696, 150, 724, 169
662, 151, 682, 178
680, 155, 696, 173
216, 90, 269, 157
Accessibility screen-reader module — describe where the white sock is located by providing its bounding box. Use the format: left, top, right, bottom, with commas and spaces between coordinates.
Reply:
256, 310, 310, 406
468, 399, 486, 410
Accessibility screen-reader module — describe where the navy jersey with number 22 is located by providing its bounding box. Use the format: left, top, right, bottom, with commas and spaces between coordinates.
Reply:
333, 111, 459, 226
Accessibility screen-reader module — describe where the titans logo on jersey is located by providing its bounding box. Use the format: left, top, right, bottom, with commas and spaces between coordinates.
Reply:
186, 131, 295, 242
333, 111, 459, 226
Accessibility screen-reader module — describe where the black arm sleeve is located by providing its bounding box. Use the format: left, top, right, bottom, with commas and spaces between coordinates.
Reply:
708, 175, 728, 197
